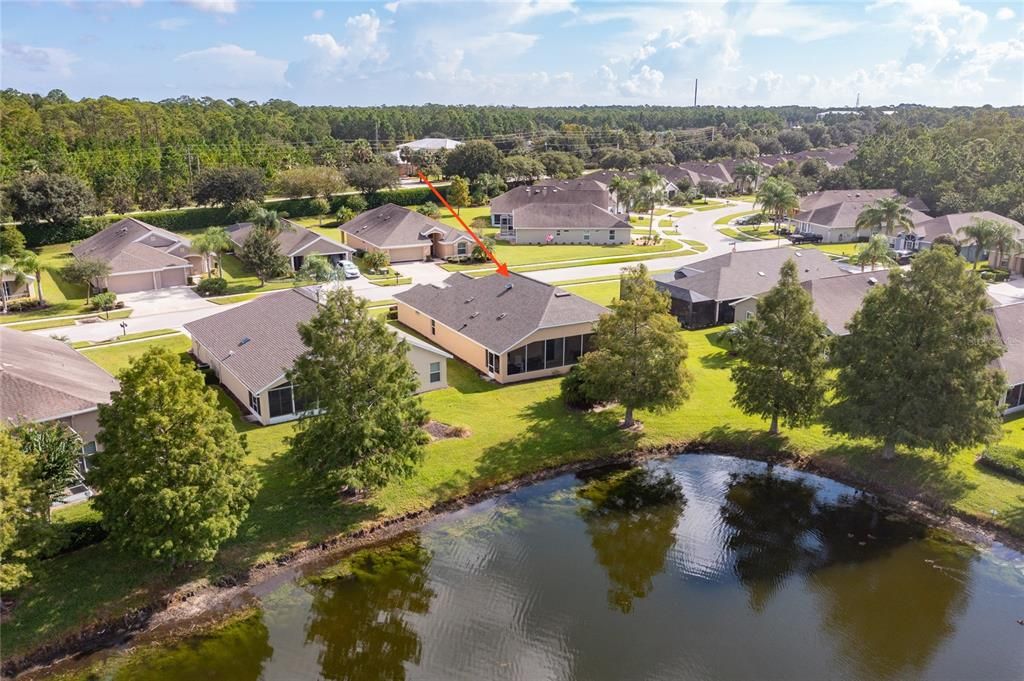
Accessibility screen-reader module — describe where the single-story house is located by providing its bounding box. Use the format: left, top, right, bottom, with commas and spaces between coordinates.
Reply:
339, 203, 476, 262
506, 203, 632, 245
655, 247, 844, 328
184, 287, 451, 425
225, 219, 354, 272
790, 189, 932, 243
490, 180, 617, 242
992, 301, 1024, 414
394, 272, 608, 384
72, 217, 208, 293
892, 211, 1023, 264
1, 271, 35, 301
0, 327, 120, 499
731, 270, 890, 335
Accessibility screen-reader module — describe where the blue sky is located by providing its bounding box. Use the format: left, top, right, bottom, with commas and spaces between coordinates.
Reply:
2, 0, 1022, 106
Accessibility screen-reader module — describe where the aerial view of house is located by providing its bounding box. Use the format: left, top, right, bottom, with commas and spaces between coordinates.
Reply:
655, 248, 843, 328
0, 327, 119, 476
790, 189, 932, 243
992, 301, 1024, 414
225, 219, 354, 272
894, 211, 1024, 265
394, 272, 607, 383
731, 269, 891, 335
338, 203, 475, 262
489, 179, 625, 244
184, 287, 451, 425
71, 217, 208, 293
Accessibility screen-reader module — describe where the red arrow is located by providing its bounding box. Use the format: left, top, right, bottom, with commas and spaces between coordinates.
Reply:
416, 170, 509, 276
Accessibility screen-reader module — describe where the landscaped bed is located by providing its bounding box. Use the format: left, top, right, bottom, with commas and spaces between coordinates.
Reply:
5, 327, 1022, 662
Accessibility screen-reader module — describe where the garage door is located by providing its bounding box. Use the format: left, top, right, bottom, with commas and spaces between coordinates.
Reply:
106, 272, 157, 293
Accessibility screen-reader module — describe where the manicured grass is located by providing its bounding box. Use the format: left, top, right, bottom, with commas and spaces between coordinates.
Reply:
802, 243, 861, 257
353, 255, 413, 286
440, 239, 685, 272
681, 239, 709, 253
72, 329, 179, 350
561, 281, 622, 306
717, 228, 759, 242
209, 292, 264, 305
669, 210, 692, 217
692, 201, 729, 212
435, 205, 491, 231
5, 328, 1023, 658
658, 218, 675, 228
0, 244, 92, 323
76, 334, 193, 376
7, 308, 133, 332
652, 208, 673, 216
628, 214, 653, 227
218, 254, 302, 296
714, 210, 761, 226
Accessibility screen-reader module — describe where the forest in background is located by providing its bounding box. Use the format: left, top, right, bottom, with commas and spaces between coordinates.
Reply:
1, 89, 1022, 223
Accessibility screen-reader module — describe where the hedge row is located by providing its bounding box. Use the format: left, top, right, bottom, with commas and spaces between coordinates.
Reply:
977, 444, 1024, 482
20, 186, 450, 247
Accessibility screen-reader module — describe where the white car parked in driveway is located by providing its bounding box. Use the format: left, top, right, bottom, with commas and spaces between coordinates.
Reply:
340, 260, 361, 280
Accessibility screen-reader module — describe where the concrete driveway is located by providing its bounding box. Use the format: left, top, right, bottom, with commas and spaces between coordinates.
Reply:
117, 286, 215, 315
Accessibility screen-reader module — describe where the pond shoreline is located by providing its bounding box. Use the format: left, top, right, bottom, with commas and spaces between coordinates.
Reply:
6, 440, 1022, 679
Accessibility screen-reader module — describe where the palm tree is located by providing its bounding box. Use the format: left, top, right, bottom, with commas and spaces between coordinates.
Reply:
251, 208, 293, 236
733, 162, 763, 193
957, 217, 998, 270
0, 255, 28, 314
636, 168, 664, 242
854, 197, 914, 238
15, 251, 44, 304
854, 234, 897, 272
191, 226, 232, 278
608, 175, 634, 214
754, 177, 799, 234
988, 221, 1023, 271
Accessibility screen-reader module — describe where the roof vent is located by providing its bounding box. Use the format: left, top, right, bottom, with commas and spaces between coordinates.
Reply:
470, 311, 479, 318
867, 277, 878, 285
464, 296, 475, 303
504, 282, 514, 290
757, 271, 766, 276
497, 313, 507, 320
238, 337, 251, 346
554, 291, 571, 297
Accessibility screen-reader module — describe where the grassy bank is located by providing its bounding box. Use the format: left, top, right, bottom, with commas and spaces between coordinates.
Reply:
4, 321, 1022, 660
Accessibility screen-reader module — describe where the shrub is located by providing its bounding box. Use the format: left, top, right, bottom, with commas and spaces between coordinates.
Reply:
978, 445, 1024, 481
195, 277, 229, 297
561, 364, 597, 410
362, 251, 390, 273
40, 517, 108, 559
91, 292, 117, 311
5, 298, 42, 312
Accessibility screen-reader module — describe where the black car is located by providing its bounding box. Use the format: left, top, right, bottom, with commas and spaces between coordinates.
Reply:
787, 233, 823, 244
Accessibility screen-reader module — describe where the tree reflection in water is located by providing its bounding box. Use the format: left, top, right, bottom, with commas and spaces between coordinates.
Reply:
304, 539, 434, 681
720, 472, 819, 612
579, 467, 686, 614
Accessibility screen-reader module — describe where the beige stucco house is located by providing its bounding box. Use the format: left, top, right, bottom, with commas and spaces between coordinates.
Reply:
72, 217, 208, 293
339, 203, 475, 262
790, 189, 931, 243
225, 219, 355, 272
184, 287, 451, 425
394, 272, 607, 384
0, 327, 120, 498
489, 179, 629, 244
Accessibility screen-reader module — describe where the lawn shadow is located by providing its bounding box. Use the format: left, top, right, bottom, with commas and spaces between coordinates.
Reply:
699, 424, 788, 456
816, 442, 976, 508
430, 394, 642, 500
45, 255, 88, 301
444, 359, 501, 395
220, 449, 382, 570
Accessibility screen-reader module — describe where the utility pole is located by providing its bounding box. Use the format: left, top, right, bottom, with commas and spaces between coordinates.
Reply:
694, 78, 698, 107
855, 92, 860, 107
374, 118, 380, 152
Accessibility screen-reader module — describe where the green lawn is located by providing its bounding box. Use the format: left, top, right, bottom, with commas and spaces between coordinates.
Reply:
652, 208, 673, 216
561, 280, 622, 305
0, 244, 93, 323
72, 329, 179, 350
216, 254, 304, 296
691, 200, 729, 212
802, 243, 861, 258
441, 239, 685, 272
77, 334, 193, 375
5, 328, 1022, 658
717, 228, 760, 242
714, 210, 762, 226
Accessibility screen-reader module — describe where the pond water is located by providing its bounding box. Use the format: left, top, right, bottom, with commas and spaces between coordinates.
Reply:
68, 455, 1023, 681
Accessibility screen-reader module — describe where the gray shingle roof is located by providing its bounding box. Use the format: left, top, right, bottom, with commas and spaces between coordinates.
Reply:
992, 301, 1024, 386
394, 272, 608, 354
513, 203, 631, 230
338, 204, 472, 249
913, 211, 1024, 241
226, 219, 353, 257
183, 288, 449, 393
795, 189, 932, 230
800, 270, 891, 335
72, 217, 192, 274
660, 248, 844, 303
490, 182, 612, 214
0, 328, 119, 423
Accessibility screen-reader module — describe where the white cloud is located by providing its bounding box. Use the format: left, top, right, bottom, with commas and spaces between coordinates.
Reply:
312, 9, 324, 21
742, 1, 858, 42
507, 0, 576, 24
463, 32, 538, 56
288, 11, 388, 85
155, 17, 189, 30
384, 1, 400, 12
1, 41, 79, 77
619, 64, 664, 97
181, 0, 237, 14
174, 44, 288, 89
996, 7, 1016, 21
